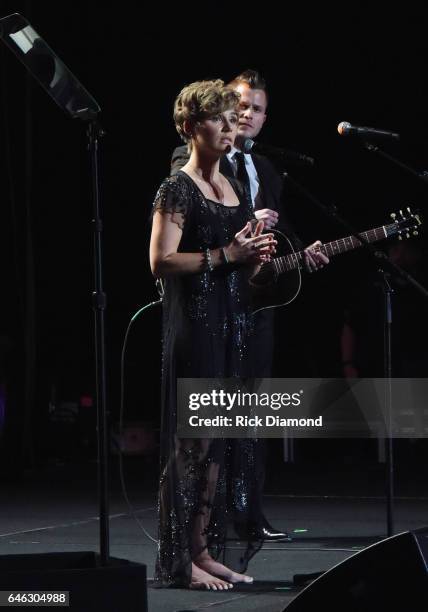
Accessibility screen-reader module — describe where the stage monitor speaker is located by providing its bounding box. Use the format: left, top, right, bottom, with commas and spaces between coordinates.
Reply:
0, 552, 147, 611
286, 527, 428, 611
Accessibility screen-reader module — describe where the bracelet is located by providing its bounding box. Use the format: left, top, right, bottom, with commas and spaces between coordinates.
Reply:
221, 247, 230, 265
205, 248, 214, 272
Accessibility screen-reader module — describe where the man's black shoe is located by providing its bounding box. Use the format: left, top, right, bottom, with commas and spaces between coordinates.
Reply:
234, 518, 293, 542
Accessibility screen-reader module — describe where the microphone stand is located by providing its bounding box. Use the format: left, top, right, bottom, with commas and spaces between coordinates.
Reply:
88, 119, 110, 564
282, 171, 428, 539
362, 141, 428, 535
0, 16, 149, 610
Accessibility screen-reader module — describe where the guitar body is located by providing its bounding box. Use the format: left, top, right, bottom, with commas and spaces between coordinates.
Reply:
250, 229, 302, 314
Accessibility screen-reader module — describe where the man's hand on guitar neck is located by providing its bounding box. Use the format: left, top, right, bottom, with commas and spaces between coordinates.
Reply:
303, 240, 329, 272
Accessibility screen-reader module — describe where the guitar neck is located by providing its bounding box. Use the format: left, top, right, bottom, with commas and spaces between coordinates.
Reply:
275, 224, 393, 273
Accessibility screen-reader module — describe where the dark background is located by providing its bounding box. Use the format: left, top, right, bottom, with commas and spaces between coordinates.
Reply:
0, 3, 427, 473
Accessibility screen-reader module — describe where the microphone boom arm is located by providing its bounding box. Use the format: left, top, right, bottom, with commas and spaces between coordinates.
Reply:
364, 141, 428, 187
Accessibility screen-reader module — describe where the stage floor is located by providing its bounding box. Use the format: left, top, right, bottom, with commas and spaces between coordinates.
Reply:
1, 457, 427, 611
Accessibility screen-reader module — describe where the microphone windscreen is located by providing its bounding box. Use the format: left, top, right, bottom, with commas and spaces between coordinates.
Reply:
337, 121, 351, 135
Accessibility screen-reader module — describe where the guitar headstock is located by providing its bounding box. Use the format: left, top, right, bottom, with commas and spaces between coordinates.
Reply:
389, 207, 422, 240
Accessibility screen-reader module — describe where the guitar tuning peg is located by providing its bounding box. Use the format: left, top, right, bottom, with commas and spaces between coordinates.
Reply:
407, 206, 411, 213
390, 212, 397, 220
398, 235, 403, 240
406, 232, 410, 239
399, 209, 404, 218
413, 230, 419, 236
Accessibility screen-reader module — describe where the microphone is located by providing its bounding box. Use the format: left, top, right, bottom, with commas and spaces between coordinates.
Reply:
337, 121, 400, 141
238, 137, 315, 167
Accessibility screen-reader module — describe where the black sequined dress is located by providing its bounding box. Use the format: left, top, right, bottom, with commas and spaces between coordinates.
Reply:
152, 171, 263, 587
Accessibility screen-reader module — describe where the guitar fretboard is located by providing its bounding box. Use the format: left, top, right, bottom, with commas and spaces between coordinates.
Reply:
271, 224, 391, 274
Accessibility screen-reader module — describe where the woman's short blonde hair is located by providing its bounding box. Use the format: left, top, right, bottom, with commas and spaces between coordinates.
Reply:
173, 79, 240, 143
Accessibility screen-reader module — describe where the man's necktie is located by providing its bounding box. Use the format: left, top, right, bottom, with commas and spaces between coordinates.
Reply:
233, 151, 252, 208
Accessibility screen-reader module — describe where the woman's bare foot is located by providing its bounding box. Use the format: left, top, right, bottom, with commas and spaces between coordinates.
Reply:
194, 553, 254, 584
190, 562, 233, 590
